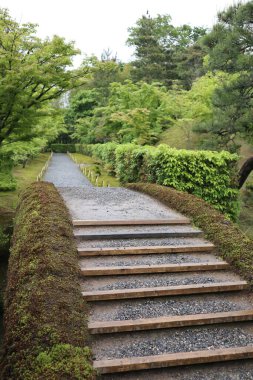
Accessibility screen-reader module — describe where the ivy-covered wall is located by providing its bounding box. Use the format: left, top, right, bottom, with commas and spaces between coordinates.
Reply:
77, 143, 239, 219
0, 182, 95, 379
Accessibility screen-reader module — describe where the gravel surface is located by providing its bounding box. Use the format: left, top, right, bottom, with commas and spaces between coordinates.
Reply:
74, 225, 201, 234
92, 324, 253, 360
59, 186, 185, 220
44, 153, 93, 187
77, 237, 212, 249
101, 360, 253, 380
80, 253, 222, 268
90, 293, 252, 322
81, 271, 239, 291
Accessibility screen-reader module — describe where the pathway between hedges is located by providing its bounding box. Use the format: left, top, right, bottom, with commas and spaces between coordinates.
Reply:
45, 153, 253, 379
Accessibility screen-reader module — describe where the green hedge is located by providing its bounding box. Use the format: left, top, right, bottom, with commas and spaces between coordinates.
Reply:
50, 144, 76, 153
0, 182, 95, 379
127, 183, 253, 285
79, 143, 239, 219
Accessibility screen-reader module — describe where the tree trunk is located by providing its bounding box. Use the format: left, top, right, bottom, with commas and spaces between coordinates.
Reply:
238, 157, 253, 188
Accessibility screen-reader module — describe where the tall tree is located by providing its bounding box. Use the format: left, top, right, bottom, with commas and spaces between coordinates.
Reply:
127, 13, 206, 88
0, 8, 86, 147
200, 1, 253, 150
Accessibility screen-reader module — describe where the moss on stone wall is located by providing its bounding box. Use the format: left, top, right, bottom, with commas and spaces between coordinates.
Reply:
127, 183, 253, 286
0, 182, 95, 379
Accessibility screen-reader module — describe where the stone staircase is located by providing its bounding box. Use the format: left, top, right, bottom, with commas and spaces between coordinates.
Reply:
73, 218, 253, 379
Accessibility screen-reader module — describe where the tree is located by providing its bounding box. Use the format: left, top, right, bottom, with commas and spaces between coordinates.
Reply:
127, 13, 206, 88
0, 8, 85, 148
200, 1, 253, 150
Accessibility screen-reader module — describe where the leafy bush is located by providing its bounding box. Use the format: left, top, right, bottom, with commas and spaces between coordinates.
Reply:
0, 182, 95, 379
50, 144, 76, 153
0, 154, 16, 191
81, 143, 239, 219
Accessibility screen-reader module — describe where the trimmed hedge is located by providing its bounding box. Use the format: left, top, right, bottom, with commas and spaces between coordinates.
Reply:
0, 182, 95, 379
50, 144, 76, 153
79, 143, 239, 219
127, 183, 253, 285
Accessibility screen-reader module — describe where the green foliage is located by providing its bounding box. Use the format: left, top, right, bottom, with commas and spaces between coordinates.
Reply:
27, 344, 94, 379
0, 182, 95, 379
127, 13, 206, 88
83, 143, 239, 219
0, 8, 85, 148
71, 81, 175, 145
0, 154, 16, 191
201, 1, 253, 150
50, 144, 76, 153
128, 183, 253, 285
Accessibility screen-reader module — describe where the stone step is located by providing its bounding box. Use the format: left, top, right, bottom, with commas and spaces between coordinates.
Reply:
89, 309, 253, 334
78, 244, 214, 257
82, 281, 248, 301
93, 346, 253, 374
73, 218, 190, 226
81, 262, 229, 276
74, 230, 203, 240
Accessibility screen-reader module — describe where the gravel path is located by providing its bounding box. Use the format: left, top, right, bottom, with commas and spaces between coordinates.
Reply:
59, 187, 185, 220
44, 153, 93, 187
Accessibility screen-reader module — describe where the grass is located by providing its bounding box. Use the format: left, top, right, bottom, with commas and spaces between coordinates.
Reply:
0, 153, 50, 210
71, 152, 120, 187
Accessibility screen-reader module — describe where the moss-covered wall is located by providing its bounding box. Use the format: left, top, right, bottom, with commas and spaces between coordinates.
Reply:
0, 182, 95, 379
127, 183, 253, 286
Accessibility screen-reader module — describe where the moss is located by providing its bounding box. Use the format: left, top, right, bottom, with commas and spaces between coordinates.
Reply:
0, 182, 95, 379
127, 183, 253, 285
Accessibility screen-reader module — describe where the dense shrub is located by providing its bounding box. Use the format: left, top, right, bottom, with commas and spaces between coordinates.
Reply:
81, 143, 239, 219
50, 144, 76, 153
0, 154, 16, 191
127, 183, 253, 285
0, 182, 95, 379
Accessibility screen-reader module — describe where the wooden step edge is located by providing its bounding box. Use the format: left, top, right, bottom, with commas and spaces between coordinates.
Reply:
75, 231, 203, 240
73, 218, 190, 226
82, 281, 248, 301
93, 345, 253, 374
81, 262, 229, 276
78, 244, 215, 256
89, 309, 253, 334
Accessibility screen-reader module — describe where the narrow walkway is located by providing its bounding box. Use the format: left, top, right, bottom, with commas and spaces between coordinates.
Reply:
45, 153, 253, 379
44, 153, 93, 187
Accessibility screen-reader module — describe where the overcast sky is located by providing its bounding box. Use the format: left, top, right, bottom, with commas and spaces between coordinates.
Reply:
0, 0, 243, 65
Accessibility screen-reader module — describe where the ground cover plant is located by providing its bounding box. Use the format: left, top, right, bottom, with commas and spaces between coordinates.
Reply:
0, 182, 95, 379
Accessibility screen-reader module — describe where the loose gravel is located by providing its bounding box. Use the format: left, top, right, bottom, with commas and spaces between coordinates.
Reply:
90, 293, 252, 322
101, 360, 253, 380
80, 253, 222, 268
44, 153, 93, 187
77, 237, 212, 249
93, 324, 253, 360
59, 186, 185, 221
74, 225, 201, 234
81, 271, 239, 291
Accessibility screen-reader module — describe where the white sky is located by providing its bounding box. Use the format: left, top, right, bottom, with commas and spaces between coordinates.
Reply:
0, 0, 242, 66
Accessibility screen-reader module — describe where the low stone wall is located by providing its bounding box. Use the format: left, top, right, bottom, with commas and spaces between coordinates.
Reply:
0, 182, 95, 379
